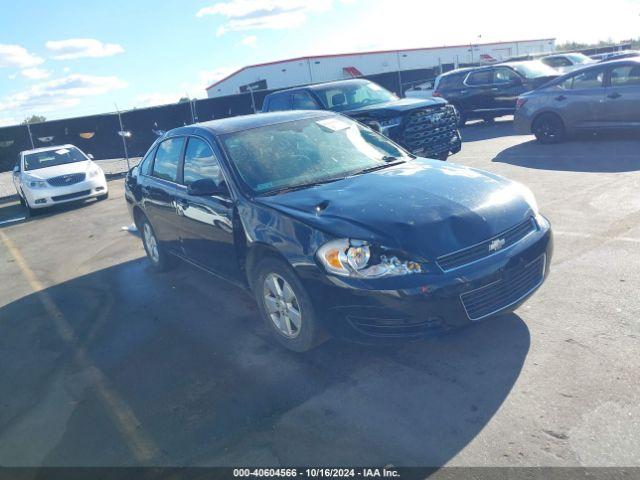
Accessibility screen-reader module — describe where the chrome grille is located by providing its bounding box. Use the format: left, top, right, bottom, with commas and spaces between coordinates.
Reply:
437, 218, 536, 271
460, 254, 546, 321
401, 105, 458, 155
47, 173, 86, 187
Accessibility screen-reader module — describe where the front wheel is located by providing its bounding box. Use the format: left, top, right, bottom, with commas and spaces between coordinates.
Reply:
254, 257, 326, 352
532, 113, 566, 144
452, 105, 466, 127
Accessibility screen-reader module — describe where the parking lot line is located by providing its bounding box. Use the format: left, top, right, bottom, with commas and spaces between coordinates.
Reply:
0, 229, 159, 463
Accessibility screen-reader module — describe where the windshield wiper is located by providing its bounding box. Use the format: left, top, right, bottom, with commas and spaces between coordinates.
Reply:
351, 159, 406, 176
264, 176, 347, 195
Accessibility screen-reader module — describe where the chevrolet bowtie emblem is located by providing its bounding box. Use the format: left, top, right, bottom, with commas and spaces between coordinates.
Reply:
489, 238, 506, 252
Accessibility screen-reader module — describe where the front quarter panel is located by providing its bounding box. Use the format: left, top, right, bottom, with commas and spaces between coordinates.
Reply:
237, 198, 331, 273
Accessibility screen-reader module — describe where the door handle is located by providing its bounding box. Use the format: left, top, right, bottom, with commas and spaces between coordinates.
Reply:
607, 92, 621, 99
554, 95, 567, 101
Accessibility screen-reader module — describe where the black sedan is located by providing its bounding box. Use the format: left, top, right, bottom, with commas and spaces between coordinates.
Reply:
125, 111, 553, 351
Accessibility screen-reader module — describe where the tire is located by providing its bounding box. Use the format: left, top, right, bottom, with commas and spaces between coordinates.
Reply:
140, 216, 175, 271
452, 105, 466, 127
97, 192, 109, 201
23, 195, 41, 217
253, 257, 325, 352
532, 113, 566, 144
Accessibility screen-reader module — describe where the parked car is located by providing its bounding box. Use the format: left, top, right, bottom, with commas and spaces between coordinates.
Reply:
261, 79, 461, 160
432, 61, 558, 125
540, 53, 594, 73
514, 58, 640, 143
596, 50, 640, 63
125, 110, 552, 352
12, 144, 108, 215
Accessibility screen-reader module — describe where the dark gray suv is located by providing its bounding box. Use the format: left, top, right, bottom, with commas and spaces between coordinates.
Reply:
514, 58, 640, 143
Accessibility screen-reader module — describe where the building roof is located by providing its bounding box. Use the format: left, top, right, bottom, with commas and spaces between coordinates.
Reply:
205, 38, 556, 91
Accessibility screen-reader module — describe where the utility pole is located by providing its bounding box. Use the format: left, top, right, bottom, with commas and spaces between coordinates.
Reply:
114, 103, 130, 171
247, 85, 257, 113
25, 122, 34, 149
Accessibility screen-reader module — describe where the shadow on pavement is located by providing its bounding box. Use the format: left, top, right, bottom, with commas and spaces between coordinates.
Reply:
0, 258, 530, 467
493, 130, 640, 173
0, 196, 109, 229
460, 117, 519, 143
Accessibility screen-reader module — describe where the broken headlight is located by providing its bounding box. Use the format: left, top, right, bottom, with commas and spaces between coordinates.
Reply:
317, 239, 423, 278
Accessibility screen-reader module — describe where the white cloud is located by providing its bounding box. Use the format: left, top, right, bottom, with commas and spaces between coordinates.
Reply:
0, 74, 127, 118
21, 68, 51, 80
306, 0, 640, 55
0, 44, 43, 68
197, 0, 347, 35
240, 35, 258, 47
200, 66, 240, 87
45, 38, 124, 60
0, 116, 18, 127
134, 92, 183, 108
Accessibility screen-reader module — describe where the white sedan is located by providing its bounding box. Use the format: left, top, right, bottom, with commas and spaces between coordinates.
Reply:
12, 144, 108, 215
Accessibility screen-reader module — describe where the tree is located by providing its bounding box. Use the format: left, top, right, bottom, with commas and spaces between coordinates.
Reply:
178, 97, 191, 103
21, 115, 46, 125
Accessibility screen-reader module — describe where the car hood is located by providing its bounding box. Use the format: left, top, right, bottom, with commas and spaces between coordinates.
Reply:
24, 160, 93, 179
343, 97, 447, 116
255, 159, 535, 260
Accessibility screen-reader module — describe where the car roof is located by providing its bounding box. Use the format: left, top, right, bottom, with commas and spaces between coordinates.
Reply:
267, 79, 372, 96
191, 110, 335, 136
438, 67, 475, 78
20, 144, 78, 155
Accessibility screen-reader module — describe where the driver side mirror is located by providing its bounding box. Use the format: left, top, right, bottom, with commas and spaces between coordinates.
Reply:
12, 165, 20, 173
87, 153, 94, 160
187, 178, 229, 197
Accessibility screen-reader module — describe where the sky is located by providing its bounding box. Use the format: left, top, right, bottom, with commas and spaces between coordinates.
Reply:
1, 0, 639, 126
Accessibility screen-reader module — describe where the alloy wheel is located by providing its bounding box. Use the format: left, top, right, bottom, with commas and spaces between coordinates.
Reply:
263, 273, 302, 338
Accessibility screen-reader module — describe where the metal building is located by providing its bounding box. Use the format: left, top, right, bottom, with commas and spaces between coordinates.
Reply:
206, 38, 556, 98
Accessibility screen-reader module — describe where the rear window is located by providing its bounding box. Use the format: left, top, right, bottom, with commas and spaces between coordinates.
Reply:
436, 73, 465, 90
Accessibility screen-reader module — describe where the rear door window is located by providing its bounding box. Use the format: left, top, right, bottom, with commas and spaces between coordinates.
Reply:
266, 93, 291, 111
152, 137, 185, 182
560, 69, 605, 90
291, 91, 320, 110
466, 70, 492, 86
610, 65, 640, 87
493, 68, 520, 84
